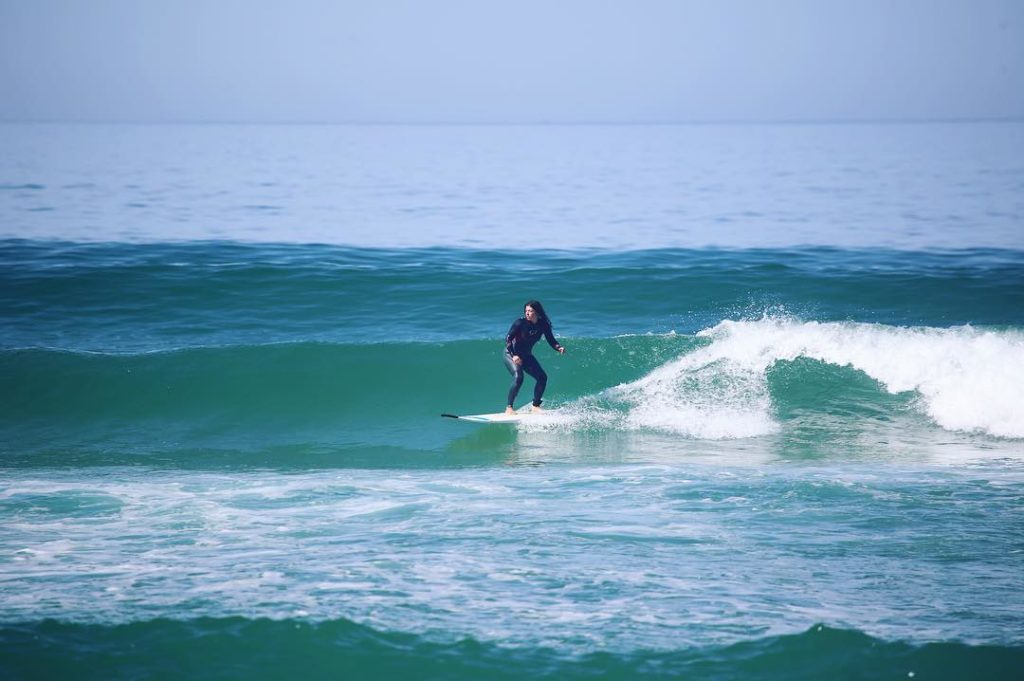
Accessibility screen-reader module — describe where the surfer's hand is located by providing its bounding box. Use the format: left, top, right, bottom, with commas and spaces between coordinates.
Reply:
513, 355, 522, 366
557, 346, 566, 354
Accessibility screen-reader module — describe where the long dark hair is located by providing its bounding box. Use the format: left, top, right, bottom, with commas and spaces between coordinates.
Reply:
524, 300, 551, 327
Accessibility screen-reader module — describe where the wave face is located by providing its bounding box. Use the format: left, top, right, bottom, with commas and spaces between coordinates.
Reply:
592, 319, 1024, 440
3, 320, 1023, 468
4, 240, 1024, 466
1, 619, 1021, 681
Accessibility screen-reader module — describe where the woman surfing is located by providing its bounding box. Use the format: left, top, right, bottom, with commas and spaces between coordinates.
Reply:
504, 300, 565, 414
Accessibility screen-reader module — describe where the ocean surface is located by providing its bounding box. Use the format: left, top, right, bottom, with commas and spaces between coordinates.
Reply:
1, 122, 1023, 679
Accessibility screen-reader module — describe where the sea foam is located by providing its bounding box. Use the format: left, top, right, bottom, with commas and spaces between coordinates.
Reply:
604, 319, 1024, 439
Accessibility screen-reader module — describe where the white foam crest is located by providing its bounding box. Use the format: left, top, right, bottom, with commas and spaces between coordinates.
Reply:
615, 349, 780, 438
521, 359, 778, 440
611, 318, 1024, 439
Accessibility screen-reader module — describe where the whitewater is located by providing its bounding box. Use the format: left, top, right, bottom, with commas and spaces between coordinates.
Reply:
581, 319, 1024, 440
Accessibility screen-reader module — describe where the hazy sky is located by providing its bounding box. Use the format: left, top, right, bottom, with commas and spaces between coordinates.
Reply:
1, 0, 1022, 123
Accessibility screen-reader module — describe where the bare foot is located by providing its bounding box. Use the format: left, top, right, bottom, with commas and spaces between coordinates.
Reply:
531, 405, 544, 412
504, 406, 516, 415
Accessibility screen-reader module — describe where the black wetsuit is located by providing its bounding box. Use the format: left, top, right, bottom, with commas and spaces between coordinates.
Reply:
504, 317, 562, 408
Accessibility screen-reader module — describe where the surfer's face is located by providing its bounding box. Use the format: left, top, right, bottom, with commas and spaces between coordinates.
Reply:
524, 305, 537, 322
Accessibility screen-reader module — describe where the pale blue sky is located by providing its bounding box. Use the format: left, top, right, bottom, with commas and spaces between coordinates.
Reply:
1, 0, 1022, 123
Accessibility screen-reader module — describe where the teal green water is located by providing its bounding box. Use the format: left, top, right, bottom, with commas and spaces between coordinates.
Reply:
3, 122, 1024, 679
3, 240, 1023, 680
2, 620, 1020, 681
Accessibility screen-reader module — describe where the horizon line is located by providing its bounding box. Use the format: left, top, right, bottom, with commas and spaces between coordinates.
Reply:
2, 116, 1023, 127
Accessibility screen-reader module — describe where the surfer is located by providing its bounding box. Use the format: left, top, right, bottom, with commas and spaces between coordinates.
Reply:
504, 300, 565, 414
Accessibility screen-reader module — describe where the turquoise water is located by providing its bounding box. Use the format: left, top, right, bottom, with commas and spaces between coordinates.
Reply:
2, 123, 1023, 679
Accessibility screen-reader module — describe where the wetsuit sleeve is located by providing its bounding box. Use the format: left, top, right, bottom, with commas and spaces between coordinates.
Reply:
544, 321, 562, 351
505, 319, 521, 355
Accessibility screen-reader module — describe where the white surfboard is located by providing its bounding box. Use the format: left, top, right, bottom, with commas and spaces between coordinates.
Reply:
441, 410, 552, 424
